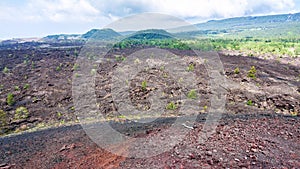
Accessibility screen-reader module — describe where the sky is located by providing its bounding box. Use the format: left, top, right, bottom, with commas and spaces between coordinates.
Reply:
0, 0, 300, 39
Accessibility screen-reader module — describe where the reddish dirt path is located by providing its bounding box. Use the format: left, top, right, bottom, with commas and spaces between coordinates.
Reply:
0, 114, 299, 169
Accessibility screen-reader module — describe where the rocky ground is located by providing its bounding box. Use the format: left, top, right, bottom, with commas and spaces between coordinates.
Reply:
0, 43, 299, 168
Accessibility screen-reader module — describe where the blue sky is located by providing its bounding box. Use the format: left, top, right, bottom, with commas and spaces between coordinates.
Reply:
1, 0, 300, 39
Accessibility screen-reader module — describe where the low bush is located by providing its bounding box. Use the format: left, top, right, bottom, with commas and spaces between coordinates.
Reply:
166, 101, 177, 110
187, 89, 197, 99
2, 67, 9, 73
15, 107, 29, 119
7, 93, 15, 106
247, 66, 257, 79
234, 67, 240, 74
141, 80, 147, 91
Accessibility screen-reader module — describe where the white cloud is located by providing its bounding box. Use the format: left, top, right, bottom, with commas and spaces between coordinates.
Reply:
0, 0, 101, 22
0, 0, 298, 38
0, 0, 297, 23
122, 0, 296, 20
31, 0, 100, 22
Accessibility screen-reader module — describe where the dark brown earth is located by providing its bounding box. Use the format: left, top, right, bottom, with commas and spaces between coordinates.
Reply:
0, 43, 299, 168
0, 114, 299, 168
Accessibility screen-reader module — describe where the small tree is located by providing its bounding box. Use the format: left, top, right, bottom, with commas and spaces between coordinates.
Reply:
7, 93, 15, 106
247, 66, 257, 79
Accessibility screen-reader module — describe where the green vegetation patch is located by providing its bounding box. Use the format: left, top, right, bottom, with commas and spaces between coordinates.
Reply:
15, 107, 29, 120
234, 67, 240, 74
7, 93, 15, 106
166, 101, 177, 110
247, 66, 257, 79
0, 110, 7, 127
2, 67, 9, 73
187, 89, 197, 99
141, 80, 147, 91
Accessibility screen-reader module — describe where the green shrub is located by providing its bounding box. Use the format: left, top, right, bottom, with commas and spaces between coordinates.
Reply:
7, 93, 15, 106
15, 107, 29, 119
141, 80, 147, 91
14, 86, 20, 91
23, 84, 30, 90
56, 66, 61, 71
247, 66, 257, 79
2, 67, 9, 73
72, 63, 79, 71
203, 105, 208, 111
115, 55, 126, 61
246, 100, 253, 106
186, 64, 195, 72
234, 67, 240, 74
187, 89, 197, 99
57, 112, 62, 118
166, 101, 177, 110
0, 110, 7, 127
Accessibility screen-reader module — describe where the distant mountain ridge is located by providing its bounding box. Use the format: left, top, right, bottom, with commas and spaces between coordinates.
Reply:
175, 12, 300, 38
196, 12, 300, 30
1, 12, 300, 44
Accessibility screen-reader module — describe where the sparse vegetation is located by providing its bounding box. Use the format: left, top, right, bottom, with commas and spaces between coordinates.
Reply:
247, 66, 257, 79
186, 63, 195, 72
15, 107, 29, 119
163, 73, 168, 78
115, 55, 126, 62
2, 67, 9, 73
0, 110, 7, 127
14, 86, 20, 91
56, 63, 62, 71
141, 80, 147, 91
118, 115, 126, 119
31, 61, 35, 69
7, 93, 15, 106
246, 100, 253, 106
72, 63, 79, 71
90, 69, 97, 75
74, 73, 80, 78
234, 67, 240, 74
187, 89, 197, 99
23, 84, 30, 90
203, 105, 208, 112
166, 101, 177, 110
57, 112, 62, 118
23, 59, 29, 64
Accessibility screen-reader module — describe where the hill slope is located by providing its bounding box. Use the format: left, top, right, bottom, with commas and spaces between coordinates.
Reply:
81, 28, 121, 40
